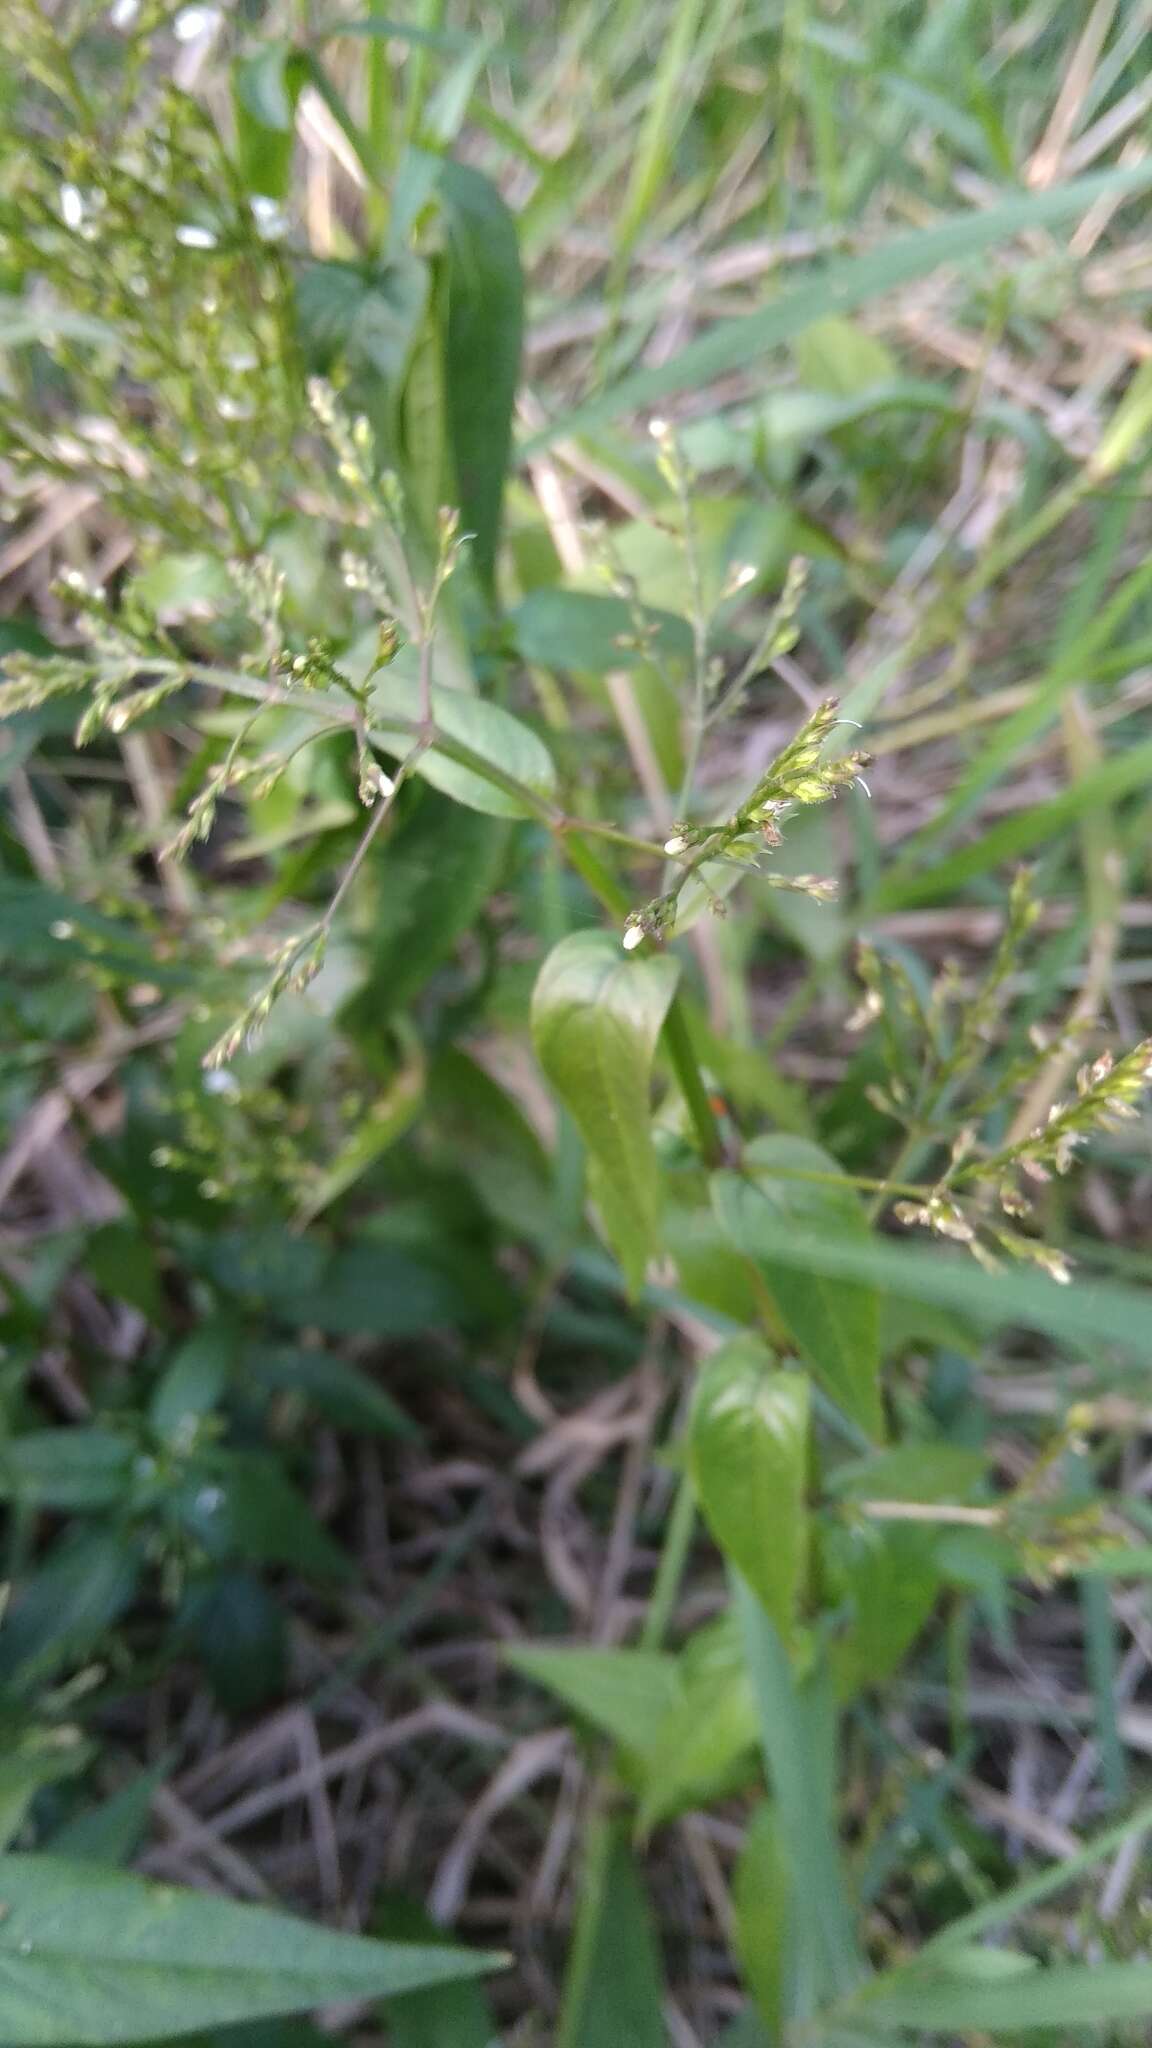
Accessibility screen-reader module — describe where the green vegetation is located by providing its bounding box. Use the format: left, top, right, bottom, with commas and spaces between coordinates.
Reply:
4, 2, 1152, 2042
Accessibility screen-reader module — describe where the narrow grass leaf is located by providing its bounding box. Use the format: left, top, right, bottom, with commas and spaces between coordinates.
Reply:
440, 163, 522, 599
528, 162, 1152, 447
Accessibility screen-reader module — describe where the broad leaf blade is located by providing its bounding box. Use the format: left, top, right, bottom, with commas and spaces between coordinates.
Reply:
0, 1856, 503, 2045
713, 1137, 883, 1438
689, 1337, 810, 1639
531, 933, 680, 1294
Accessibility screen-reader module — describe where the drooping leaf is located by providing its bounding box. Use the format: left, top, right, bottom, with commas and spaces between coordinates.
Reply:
532, 933, 680, 1294
439, 162, 523, 598
0, 1855, 502, 2044
713, 1137, 883, 1439
689, 1337, 810, 1639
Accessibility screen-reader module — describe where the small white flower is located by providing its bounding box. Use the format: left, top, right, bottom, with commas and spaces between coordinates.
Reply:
622, 922, 645, 952
60, 184, 84, 231
664, 834, 688, 857
175, 224, 218, 251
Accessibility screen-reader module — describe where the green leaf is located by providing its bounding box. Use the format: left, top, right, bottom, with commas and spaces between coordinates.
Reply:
701, 1219, 1152, 1360
872, 729, 1152, 911
293, 1037, 425, 1226
713, 1137, 883, 1439
84, 1220, 164, 1319
368, 665, 557, 819
732, 1803, 789, 2040
47, 1764, 168, 1866
734, 1582, 864, 2019
635, 1622, 758, 1833
232, 42, 308, 200
556, 1821, 665, 2048
426, 1048, 555, 1248
868, 1958, 1152, 2032
0, 1529, 141, 1699
248, 1345, 417, 1439
0, 1429, 134, 1511
374, 1896, 501, 2048
528, 161, 1152, 447
362, 790, 509, 1019
825, 1445, 986, 1503
531, 933, 680, 1295
150, 1324, 236, 1447
793, 316, 897, 396
689, 1337, 810, 1639
504, 1645, 682, 1757
0, 1730, 90, 1853
512, 588, 691, 676
178, 1453, 350, 1582
294, 255, 430, 442
183, 1570, 286, 1717
822, 1520, 941, 1699
439, 162, 522, 598
0, 1855, 503, 2044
